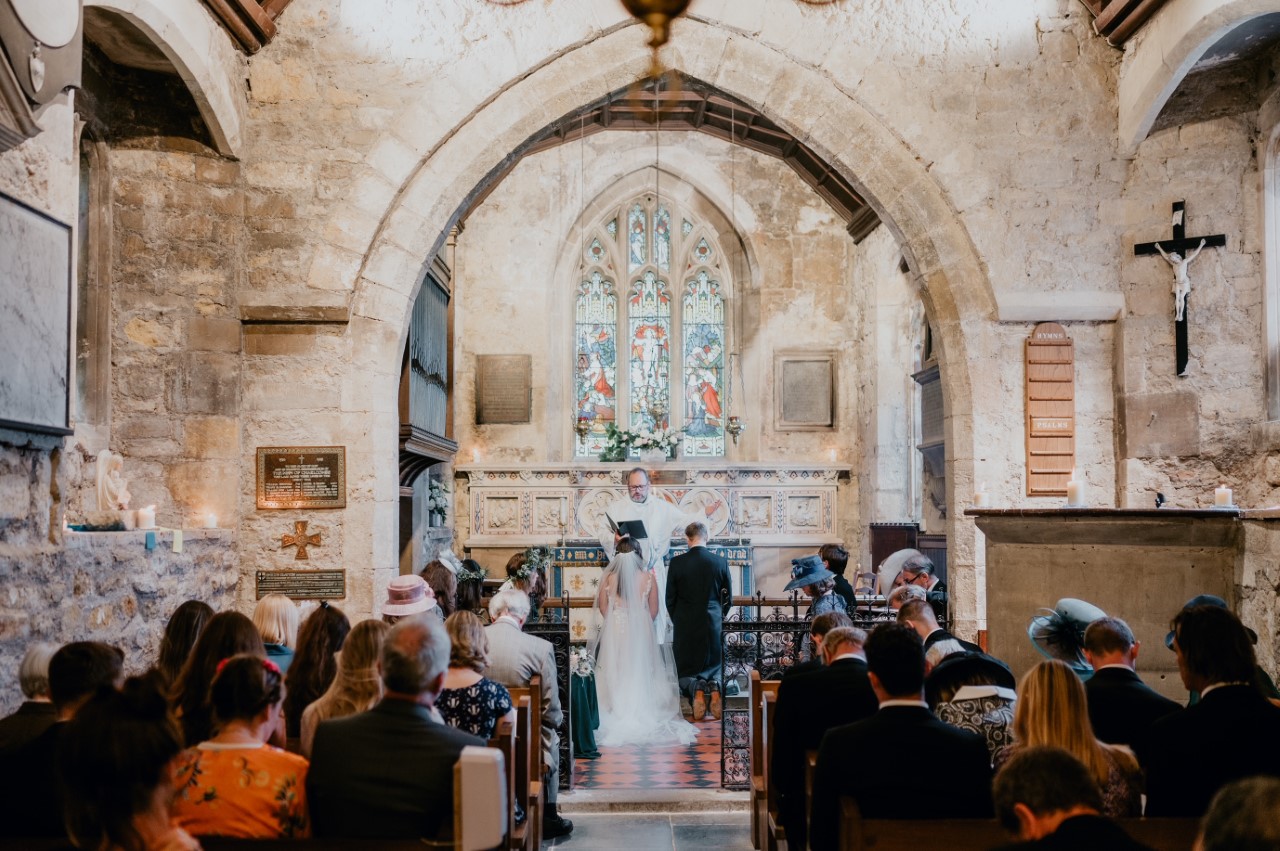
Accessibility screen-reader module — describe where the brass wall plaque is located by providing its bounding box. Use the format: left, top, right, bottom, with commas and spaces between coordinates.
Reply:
476, 354, 532, 424
256, 446, 346, 509
255, 569, 346, 600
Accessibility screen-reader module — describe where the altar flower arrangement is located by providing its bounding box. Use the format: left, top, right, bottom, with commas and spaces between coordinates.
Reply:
597, 422, 685, 462
427, 479, 450, 523
630, 426, 684, 452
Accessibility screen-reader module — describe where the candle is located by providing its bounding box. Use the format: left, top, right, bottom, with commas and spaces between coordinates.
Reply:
1214, 485, 1233, 507
204, 512, 218, 529
973, 482, 990, 508
1066, 470, 1084, 507
136, 506, 156, 530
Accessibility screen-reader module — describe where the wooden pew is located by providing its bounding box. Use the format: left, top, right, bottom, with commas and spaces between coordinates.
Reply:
836, 797, 1201, 851
763, 689, 785, 851
506, 675, 545, 850
748, 670, 783, 850
488, 716, 518, 850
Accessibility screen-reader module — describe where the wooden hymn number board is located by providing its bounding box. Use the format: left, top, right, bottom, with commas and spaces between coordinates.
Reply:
1025, 322, 1075, 497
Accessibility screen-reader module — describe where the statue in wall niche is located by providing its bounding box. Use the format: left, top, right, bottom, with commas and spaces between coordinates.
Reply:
95, 450, 131, 511
1154, 238, 1205, 323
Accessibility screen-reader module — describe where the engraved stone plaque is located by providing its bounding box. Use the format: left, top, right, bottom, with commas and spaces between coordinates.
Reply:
255, 569, 346, 600
476, 355, 532, 424
776, 353, 835, 430
256, 447, 346, 509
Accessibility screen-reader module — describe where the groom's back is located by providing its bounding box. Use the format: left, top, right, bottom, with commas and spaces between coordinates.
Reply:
669, 546, 731, 611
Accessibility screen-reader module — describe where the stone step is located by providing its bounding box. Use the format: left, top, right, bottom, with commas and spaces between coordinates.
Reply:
557, 788, 750, 813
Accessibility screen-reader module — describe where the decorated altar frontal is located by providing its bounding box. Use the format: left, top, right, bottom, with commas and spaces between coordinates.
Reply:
455, 461, 852, 603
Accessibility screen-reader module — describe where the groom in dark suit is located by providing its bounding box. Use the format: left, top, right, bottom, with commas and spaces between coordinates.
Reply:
667, 521, 733, 721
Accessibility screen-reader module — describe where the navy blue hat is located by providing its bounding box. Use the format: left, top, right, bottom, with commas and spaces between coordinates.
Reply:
1029, 598, 1107, 678
785, 555, 834, 592
1165, 594, 1257, 648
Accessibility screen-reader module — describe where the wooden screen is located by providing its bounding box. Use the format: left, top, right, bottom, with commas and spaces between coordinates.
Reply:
1025, 322, 1075, 497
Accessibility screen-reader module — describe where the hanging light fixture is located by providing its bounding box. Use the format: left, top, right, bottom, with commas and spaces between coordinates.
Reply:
726, 99, 746, 448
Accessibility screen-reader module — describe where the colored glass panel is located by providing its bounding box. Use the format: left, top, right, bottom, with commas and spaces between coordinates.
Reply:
575, 271, 618, 456
681, 270, 725, 457
654, 206, 672, 271
682, 219, 693, 236
693, 237, 713, 265
628, 271, 671, 433
627, 203, 646, 271
586, 237, 607, 266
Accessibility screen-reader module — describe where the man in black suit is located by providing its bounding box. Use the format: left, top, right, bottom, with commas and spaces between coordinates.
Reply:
809, 623, 992, 851
772, 626, 876, 850
666, 521, 733, 720
783, 610, 853, 680
1081, 617, 1179, 746
1134, 604, 1280, 817
308, 615, 484, 841
898, 598, 982, 654
992, 746, 1154, 850
820, 543, 856, 613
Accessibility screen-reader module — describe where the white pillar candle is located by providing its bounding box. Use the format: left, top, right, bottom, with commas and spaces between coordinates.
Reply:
973, 482, 990, 508
1214, 485, 1233, 507
1066, 470, 1084, 507
136, 505, 156, 530
203, 512, 218, 529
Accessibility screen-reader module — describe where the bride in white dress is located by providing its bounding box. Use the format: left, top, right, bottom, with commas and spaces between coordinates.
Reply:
589, 540, 697, 747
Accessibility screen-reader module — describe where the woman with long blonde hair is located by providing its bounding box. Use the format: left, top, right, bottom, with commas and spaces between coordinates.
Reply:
299, 618, 389, 757
995, 659, 1142, 816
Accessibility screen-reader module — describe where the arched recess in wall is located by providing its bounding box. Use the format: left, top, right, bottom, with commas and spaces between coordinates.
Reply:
543, 165, 757, 461
83, 0, 244, 157
315, 19, 993, 625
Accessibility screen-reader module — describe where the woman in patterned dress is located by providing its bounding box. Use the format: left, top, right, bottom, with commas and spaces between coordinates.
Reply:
171, 655, 310, 839
437, 610, 515, 739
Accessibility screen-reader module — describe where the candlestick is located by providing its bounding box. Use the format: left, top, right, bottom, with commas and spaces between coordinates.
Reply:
1214, 484, 1233, 507
136, 505, 156, 530
1065, 470, 1084, 507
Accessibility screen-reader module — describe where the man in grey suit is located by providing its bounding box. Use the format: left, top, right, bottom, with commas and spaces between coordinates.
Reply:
307, 615, 483, 841
485, 588, 573, 839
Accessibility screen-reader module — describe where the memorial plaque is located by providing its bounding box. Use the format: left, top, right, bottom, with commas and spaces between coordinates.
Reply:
256, 446, 346, 509
476, 355, 532, 424
775, 352, 836, 430
255, 569, 346, 600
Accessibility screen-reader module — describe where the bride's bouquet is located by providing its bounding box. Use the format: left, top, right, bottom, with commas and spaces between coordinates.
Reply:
569, 648, 596, 678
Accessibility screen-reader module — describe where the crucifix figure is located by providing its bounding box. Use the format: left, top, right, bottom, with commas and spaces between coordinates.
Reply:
281, 520, 321, 560
1134, 201, 1226, 376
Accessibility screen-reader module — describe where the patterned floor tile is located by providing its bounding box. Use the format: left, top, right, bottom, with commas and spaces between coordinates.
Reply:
575, 718, 722, 790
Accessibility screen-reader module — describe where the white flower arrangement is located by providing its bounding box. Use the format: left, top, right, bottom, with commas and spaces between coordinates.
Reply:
569, 648, 596, 677
625, 426, 685, 451
427, 479, 450, 522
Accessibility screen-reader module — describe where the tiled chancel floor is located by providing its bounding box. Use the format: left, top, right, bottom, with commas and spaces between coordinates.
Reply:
545, 812, 752, 850
574, 718, 721, 790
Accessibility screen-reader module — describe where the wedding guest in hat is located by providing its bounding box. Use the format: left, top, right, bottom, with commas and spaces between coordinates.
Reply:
1028, 598, 1107, 679
381, 574, 440, 625
787, 554, 848, 619
1164, 593, 1279, 703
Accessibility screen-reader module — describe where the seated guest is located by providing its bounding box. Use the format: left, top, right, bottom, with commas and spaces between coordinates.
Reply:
1136, 604, 1280, 816
0, 642, 57, 753
771, 625, 876, 850
284, 602, 350, 742
1196, 777, 1280, 851
307, 615, 483, 841
455, 559, 488, 615
888, 551, 947, 618
898, 598, 982, 653
930, 650, 1017, 763
992, 746, 1154, 850
819, 543, 855, 612
57, 672, 200, 851
381, 574, 440, 624
0, 641, 124, 838
786, 555, 848, 618
172, 655, 309, 838
809, 624, 992, 851
422, 559, 459, 618
887, 582, 926, 611
1029, 597, 1107, 679
172, 610, 265, 747
486, 588, 573, 839
996, 660, 1141, 817
1082, 616, 1179, 746
499, 550, 548, 619
300, 618, 389, 757
783, 610, 853, 680
438, 610, 514, 739
154, 600, 214, 687
1165, 594, 1280, 702
252, 593, 300, 673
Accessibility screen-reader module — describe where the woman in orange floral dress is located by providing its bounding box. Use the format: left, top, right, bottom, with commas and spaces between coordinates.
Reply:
171, 654, 309, 838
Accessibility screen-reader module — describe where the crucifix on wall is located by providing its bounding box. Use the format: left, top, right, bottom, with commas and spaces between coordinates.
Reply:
1133, 201, 1226, 377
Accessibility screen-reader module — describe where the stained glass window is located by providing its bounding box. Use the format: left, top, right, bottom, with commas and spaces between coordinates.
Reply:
573, 197, 730, 458
574, 271, 618, 457
629, 271, 671, 433
682, 271, 725, 457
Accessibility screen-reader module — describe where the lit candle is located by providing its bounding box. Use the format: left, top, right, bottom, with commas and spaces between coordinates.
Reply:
1214, 484, 1233, 507
136, 505, 156, 530
973, 481, 990, 508
1065, 470, 1084, 507
204, 512, 218, 529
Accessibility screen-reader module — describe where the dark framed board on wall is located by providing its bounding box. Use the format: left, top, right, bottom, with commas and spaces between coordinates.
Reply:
256, 446, 347, 509
0, 191, 72, 435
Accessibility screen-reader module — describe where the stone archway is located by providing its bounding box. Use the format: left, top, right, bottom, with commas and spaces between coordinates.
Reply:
304, 19, 995, 634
